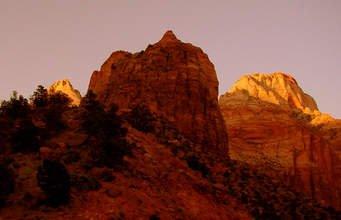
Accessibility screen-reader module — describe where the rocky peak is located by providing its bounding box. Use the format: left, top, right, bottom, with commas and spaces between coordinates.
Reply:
158, 30, 180, 44
48, 79, 82, 106
224, 72, 319, 113
88, 31, 228, 155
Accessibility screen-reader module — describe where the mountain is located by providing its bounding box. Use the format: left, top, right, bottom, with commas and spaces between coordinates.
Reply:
220, 72, 341, 209
0, 31, 251, 220
228, 72, 318, 112
48, 79, 82, 106
1, 34, 339, 219
89, 30, 228, 156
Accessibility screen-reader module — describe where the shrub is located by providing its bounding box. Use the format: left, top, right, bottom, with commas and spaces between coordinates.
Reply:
185, 155, 210, 178
10, 118, 40, 153
127, 105, 155, 133
149, 214, 160, 220
100, 169, 115, 182
0, 163, 15, 207
61, 150, 80, 164
70, 174, 101, 191
37, 160, 70, 206
92, 138, 132, 168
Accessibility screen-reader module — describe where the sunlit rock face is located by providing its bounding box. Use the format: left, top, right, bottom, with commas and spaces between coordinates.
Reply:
48, 79, 82, 106
88, 31, 228, 155
228, 72, 318, 112
220, 73, 341, 209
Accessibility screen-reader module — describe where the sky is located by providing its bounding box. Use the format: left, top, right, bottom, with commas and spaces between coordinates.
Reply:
0, 0, 341, 117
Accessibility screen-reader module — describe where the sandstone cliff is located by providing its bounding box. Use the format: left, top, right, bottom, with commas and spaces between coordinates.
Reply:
89, 31, 228, 155
220, 72, 341, 209
48, 79, 82, 106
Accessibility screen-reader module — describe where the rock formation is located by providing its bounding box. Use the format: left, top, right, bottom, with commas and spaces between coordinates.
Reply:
89, 30, 228, 155
48, 79, 82, 106
220, 72, 341, 209
228, 72, 318, 113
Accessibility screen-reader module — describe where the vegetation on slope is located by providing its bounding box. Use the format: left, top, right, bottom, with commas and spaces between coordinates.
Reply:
0, 86, 339, 219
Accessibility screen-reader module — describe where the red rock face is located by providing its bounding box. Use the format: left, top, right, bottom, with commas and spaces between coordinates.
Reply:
319, 120, 341, 208
89, 31, 228, 155
219, 74, 341, 209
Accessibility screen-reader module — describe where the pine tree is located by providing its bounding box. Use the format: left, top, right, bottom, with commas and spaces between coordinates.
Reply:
30, 85, 48, 108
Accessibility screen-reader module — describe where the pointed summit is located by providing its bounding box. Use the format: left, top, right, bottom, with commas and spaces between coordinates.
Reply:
48, 79, 82, 106
158, 30, 180, 44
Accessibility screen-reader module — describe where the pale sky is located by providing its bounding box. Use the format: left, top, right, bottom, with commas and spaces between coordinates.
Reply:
1, 0, 341, 117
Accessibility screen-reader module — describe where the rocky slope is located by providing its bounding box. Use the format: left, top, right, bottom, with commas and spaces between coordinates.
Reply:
220, 72, 341, 209
89, 31, 228, 156
48, 79, 82, 106
0, 128, 250, 220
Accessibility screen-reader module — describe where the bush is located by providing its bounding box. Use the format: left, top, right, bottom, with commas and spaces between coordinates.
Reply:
0, 163, 15, 206
61, 150, 80, 164
10, 118, 40, 153
127, 105, 155, 133
70, 174, 101, 191
149, 214, 160, 220
92, 138, 132, 168
37, 160, 70, 206
185, 155, 210, 178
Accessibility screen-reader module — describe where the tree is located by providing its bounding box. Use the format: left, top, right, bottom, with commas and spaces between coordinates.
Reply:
0, 91, 30, 120
37, 159, 70, 206
80, 91, 130, 167
0, 91, 39, 153
11, 118, 40, 153
0, 163, 15, 206
30, 85, 48, 108
44, 92, 71, 131
31, 88, 71, 133
80, 90, 107, 136
80, 91, 127, 138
